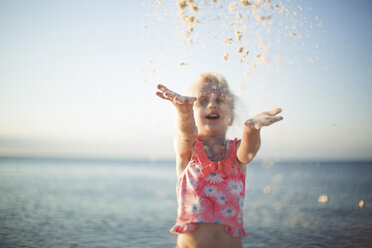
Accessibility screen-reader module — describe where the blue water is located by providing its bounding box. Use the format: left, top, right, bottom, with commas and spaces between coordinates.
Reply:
0, 158, 371, 248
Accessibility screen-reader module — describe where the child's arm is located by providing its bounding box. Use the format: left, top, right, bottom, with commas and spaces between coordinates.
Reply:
156, 84, 198, 176
237, 108, 283, 166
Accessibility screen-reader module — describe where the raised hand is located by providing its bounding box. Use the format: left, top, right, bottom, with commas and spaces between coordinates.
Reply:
156, 84, 198, 165
156, 84, 197, 112
244, 108, 283, 130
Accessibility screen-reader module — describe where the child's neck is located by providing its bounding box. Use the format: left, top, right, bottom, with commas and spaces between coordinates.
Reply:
198, 133, 226, 146
198, 133, 227, 160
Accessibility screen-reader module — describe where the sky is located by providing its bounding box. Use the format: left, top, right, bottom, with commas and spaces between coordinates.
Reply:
0, 0, 371, 161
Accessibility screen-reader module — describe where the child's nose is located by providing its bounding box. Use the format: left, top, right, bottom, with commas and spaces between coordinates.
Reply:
208, 99, 218, 108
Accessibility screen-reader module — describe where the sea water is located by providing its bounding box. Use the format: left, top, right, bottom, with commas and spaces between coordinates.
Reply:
0, 158, 371, 248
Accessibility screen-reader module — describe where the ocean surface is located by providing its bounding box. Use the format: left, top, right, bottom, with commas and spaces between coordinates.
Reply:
0, 158, 371, 248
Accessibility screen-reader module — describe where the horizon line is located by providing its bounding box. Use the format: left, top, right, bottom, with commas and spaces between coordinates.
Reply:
0, 155, 371, 164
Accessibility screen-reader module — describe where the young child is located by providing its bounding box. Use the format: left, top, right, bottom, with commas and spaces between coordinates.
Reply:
156, 73, 283, 248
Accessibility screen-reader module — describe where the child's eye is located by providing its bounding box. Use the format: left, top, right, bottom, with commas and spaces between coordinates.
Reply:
198, 97, 208, 105
216, 98, 224, 104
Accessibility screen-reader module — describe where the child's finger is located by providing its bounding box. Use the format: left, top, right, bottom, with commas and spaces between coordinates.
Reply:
157, 84, 195, 104
263, 116, 283, 126
156, 91, 174, 101
156, 91, 167, 99
267, 107, 282, 116
158, 84, 178, 97
157, 84, 169, 92
164, 91, 178, 100
156, 90, 177, 101
272, 116, 284, 122
157, 84, 175, 100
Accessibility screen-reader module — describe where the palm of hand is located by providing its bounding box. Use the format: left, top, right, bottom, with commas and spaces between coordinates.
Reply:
156, 84, 196, 111
245, 108, 283, 130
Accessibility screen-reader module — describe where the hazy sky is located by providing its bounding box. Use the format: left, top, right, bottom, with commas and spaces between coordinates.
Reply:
0, 0, 371, 161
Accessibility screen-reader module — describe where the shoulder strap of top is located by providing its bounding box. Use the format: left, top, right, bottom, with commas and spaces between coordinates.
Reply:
193, 137, 203, 151
226, 138, 238, 161
192, 137, 210, 164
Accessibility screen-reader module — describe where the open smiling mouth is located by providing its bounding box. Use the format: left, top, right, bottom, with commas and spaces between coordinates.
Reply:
206, 114, 220, 120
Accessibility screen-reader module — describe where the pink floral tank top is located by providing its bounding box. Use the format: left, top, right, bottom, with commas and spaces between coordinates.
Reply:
170, 137, 248, 237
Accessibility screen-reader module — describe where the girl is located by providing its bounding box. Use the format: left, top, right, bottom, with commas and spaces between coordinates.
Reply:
156, 73, 283, 248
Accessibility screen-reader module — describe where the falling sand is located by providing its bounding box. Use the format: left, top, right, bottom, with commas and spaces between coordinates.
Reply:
143, 0, 323, 79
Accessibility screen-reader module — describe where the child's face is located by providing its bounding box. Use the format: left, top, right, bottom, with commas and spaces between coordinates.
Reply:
192, 82, 234, 136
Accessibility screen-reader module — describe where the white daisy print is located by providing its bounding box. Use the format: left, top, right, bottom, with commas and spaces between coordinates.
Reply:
227, 179, 243, 195
192, 203, 200, 211
193, 166, 201, 174
222, 207, 236, 217
239, 181, 244, 191
194, 218, 204, 223
206, 172, 224, 184
216, 193, 227, 205
237, 196, 244, 208
187, 197, 202, 213
186, 176, 198, 189
204, 185, 218, 197
237, 213, 243, 224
